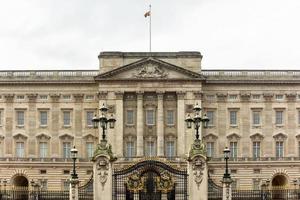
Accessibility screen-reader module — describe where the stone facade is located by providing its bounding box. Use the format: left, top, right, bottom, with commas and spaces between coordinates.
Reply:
0, 52, 299, 192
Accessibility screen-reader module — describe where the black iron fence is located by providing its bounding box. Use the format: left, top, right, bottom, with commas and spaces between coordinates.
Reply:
208, 188, 300, 200
0, 189, 69, 200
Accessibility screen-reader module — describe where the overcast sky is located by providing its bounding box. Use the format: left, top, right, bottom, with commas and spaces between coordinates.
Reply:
0, 0, 300, 70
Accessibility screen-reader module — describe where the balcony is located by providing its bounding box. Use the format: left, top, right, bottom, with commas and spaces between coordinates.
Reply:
208, 157, 300, 162
0, 157, 90, 162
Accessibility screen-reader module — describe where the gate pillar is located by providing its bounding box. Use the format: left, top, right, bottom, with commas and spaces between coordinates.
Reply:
187, 139, 208, 200
92, 140, 117, 200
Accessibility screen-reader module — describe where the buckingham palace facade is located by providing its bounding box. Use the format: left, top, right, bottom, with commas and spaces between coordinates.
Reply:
0, 51, 300, 191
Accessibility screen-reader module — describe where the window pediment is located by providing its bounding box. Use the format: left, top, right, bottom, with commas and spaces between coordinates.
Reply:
226, 133, 241, 141
203, 133, 218, 141
13, 133, 28, 140
82, 133, 97, 140
59, 133, 74, 140
250, 133, 264, 140
273, 133, 287, 140
36, 133, 51, 140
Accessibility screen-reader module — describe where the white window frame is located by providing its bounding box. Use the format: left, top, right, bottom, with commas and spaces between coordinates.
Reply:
63, 142, 71, 158
16, 141, 25, 157
146, 110, 155, 126
39, 142, 48, 158
206, 111, 214, 126
16, 110, 25, 126
145, 141, 156, 157
86, 142, 94, 158
165, 141, 175, 158
252, 111, 261, 126
125, 141, 135, 159
229, 110, 238, 126
206, 142, 214, 157
252, 141, 260, 158
275, 110, 284, 125
63, 111, 71, 126
166, 110, 175, 126
230, 142, 238, 158
275, 141, 284, 158
40, 111, 48, 126
86, 111, 94, 127
126, 110, 134, 125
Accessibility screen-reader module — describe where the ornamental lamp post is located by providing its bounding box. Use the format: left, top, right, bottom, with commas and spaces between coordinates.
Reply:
185, 103, 209, 140
223, 147, 231, 179
92, 103, 116, 141
70, 146, 78, 179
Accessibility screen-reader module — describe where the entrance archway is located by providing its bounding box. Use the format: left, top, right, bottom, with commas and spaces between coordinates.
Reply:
12, 175, 29, 187
272, 174, 288, 188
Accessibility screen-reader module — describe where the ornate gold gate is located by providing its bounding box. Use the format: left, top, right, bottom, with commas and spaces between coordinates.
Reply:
113, 159, 187, 200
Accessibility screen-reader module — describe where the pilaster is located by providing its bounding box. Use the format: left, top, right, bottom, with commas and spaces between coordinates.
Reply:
136, 91, 144, 157
157, 91, 164, 156
115, 91, 124, 157
177, 91, 186, 156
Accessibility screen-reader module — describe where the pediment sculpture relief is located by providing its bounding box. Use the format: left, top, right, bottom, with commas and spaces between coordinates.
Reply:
133, 63, 168, 78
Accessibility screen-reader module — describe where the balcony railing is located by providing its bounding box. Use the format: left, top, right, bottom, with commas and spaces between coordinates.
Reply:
0, 70, 98, 77
0, 157, 90, 162
202, 70, 300, 78
208, 157, 300, 162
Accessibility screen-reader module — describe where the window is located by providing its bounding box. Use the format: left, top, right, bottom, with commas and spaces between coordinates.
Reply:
126, 110, 134, 125
145, 141, 155, 157
126, 141, 135, 159
166, 110, 175, 125
206, 111, 214, 126
16, 111, 25, 126
253, 169, 261, 174
230, 142, 238, 158
206, 95, 215, 100
40, 111, 48, 126
206, 142, 214, 157
229, 95, 238, 100
86, 111, 94, 127
63, 111, 71, 126
62, 95, 71, 100
16, 142, 25, 157
39, 179, 48, 190
275, 111, 283, 125
275, 95, 284, 100
63, 142, 71, 158
63, 170, 70, 175
252, 111, 261, 126
253, 179, 260, 190
252, 141, 260, 158
40, 170, 47, 174
86, 142, 94, 158
62, 180, 69, 190
252, 95, 261, 100
85, 95, 94, 100
166, 141, 175, 158
39, 142, 48, 158
39, 95, 48, 100
229, 111, 237, 126
276, 141, 284, 158
16, 95, 25, 100
146, 110, 155, 125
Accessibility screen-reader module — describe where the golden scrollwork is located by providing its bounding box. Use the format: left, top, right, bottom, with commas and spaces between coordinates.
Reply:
126, 171, 145, 192
156, 171, 174, 193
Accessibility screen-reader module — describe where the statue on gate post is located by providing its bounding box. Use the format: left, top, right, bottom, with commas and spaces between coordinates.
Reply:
92, 104, 117, 200
185, 103, 210, 200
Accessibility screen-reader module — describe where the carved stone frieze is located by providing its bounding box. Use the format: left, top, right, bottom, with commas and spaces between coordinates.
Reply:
132, 63, 168, 78
26, 94, 38, 102
286, 93, 296, 102
240, 92, 251, 101
115, 91, 124, 100
193, 91, 203, 100
96, 157, 109, 188
73, 94, 84, 102
49, 93, 60, 102
97, 91, 108, 100
4, 94, 14, 103
216, 93, 228, 102
191, 156, 206, 188
263, 93, 274, 101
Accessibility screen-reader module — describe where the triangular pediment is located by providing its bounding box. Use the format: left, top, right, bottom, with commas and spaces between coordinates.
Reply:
95, 57, 205, 81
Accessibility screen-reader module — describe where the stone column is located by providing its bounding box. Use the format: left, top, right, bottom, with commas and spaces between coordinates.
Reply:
27, 94, 38, 157
187, 138, 208, 200
222, 178, 232, 200
115, 92, 124, 157
69, 178, 79, 200
4, 94, 14, 156
177, 92, 186, 156
93, 140, 116, 200
157, 91, 164, 157
136, 91, 144, 157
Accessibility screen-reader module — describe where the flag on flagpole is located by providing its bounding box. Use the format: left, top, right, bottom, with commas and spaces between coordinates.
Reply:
144, 11, 151, 18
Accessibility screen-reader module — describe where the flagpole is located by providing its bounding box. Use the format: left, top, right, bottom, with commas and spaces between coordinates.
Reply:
149, 4, 152, 52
